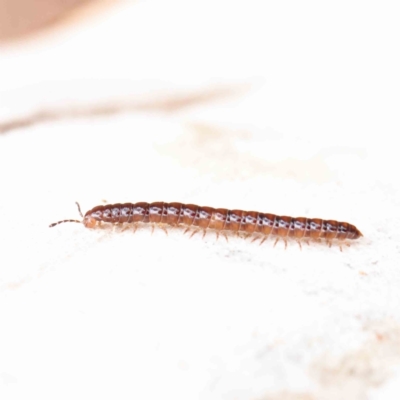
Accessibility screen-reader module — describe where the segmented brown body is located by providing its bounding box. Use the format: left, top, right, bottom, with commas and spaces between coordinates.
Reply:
50, 202, 362, 241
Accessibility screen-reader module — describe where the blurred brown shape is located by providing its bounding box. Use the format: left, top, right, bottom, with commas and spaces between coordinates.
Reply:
0, 84, 249, 133
0, 0, 98, 42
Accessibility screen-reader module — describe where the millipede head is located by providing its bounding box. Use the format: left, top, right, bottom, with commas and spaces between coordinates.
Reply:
49, 202, 84, 228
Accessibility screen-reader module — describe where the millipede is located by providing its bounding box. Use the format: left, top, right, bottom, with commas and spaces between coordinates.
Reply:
49, 201, 362, 249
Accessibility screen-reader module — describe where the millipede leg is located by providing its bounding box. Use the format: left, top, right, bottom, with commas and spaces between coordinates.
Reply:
273, 238, 280, 247
251, 235, 260, 243
151, 225, 155, 235
284, 239, 288, 249
202, 230, 207, 239
183, 227, 190, 235
190, 230, 199, 239
133, 224, 138, 234
158, 224, 168, 236
297, 241, 302, 250
259, 236, 268, 246
340, 245, 343, 252
222, 233, 229, 242
121, 224, 128, 232
215, 231, 220, 241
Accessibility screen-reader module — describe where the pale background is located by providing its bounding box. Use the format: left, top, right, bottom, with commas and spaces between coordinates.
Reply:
0, 1, 400, 399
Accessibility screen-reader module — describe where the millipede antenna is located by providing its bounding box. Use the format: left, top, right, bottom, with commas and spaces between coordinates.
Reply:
49, 201, 83, 227
49, 219, 81, 228
76, 202, 83, 218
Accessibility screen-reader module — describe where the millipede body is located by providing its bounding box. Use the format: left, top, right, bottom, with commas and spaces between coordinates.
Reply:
49, 202, 362, 244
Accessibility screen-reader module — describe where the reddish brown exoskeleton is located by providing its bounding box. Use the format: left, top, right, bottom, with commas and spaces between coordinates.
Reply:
50, 202, 362, 249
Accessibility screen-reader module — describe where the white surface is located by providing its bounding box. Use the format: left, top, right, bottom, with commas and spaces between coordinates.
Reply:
0, 1, 400, 399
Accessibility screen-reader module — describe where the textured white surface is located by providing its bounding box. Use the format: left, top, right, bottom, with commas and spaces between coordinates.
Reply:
1, 1, 400, 399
